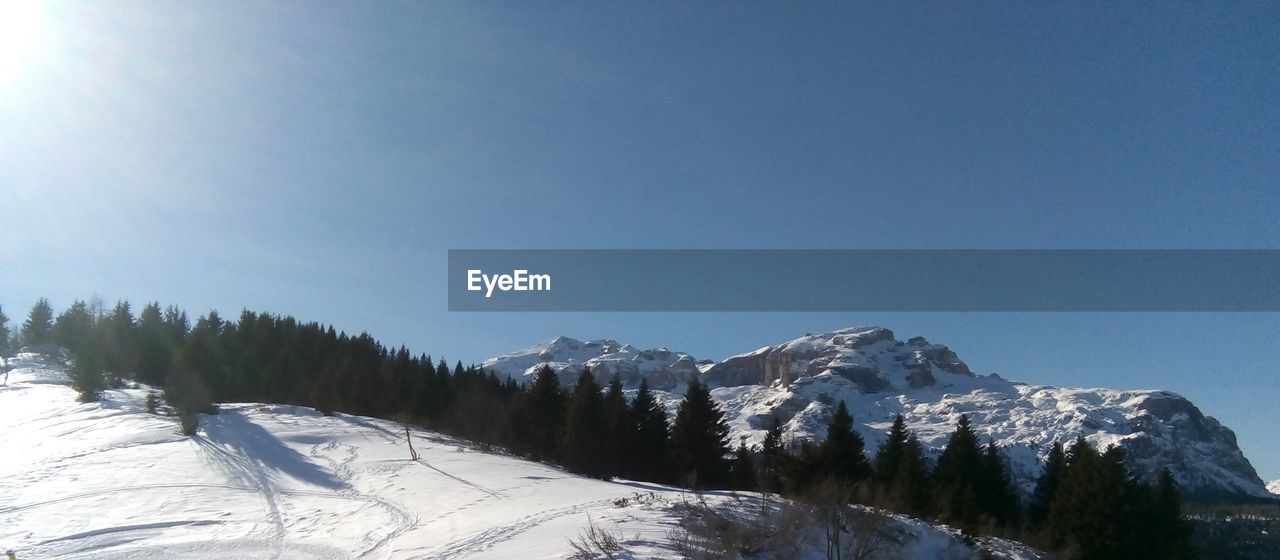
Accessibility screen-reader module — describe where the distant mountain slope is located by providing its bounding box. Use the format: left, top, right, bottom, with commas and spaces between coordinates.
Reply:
488, 327, 1270, 499
0, 353, 1040, 559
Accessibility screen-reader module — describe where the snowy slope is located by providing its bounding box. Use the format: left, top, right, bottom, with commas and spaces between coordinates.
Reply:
1269, 480, 1280, 495
0, 353, 1039, 559
491, 327, 1270, 499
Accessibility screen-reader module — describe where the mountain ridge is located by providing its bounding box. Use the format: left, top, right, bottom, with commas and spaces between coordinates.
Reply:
482, 326, 1270, 499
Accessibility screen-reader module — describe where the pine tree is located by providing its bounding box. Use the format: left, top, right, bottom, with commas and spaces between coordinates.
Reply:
978, 441, 1020, 527
818, 401, 870, 485
894, 433, 932, 516
934, 414, 985, 527
1029, 440, 1066, 529
70, 346, 107, 401
874, 415, 908, 480
53, 300, 95, 354
625, 378, 670, 483
562, 368, 610, 478
668, 379, 731, 489
730, 438, 757, 491
602, 374, 628, 475
136, 302, 174, 386
0, 305, 12, 357
166, 365, 213, 436
759, 415, 785, 493
22, 298, 54, 347
1151, 467, 1196, 560
145, 391, 159, 414
526, 365, 564, 461
875, 415, 930, 513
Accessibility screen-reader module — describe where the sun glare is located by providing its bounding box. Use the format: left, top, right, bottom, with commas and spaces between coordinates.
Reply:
0, 0, 48, 84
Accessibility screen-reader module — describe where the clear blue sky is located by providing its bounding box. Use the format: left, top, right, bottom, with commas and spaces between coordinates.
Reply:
1, 3, 1277, 479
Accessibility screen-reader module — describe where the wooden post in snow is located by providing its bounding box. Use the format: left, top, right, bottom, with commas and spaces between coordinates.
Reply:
405, 424, 419, 461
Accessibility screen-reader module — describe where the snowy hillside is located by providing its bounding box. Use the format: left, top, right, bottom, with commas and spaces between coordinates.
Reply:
489, 327, 1270, 499
1269, 480, 1280, 495
0, 353, 1040, 559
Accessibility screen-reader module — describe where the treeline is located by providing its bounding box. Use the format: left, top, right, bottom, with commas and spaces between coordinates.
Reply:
3, 298, 1198, 559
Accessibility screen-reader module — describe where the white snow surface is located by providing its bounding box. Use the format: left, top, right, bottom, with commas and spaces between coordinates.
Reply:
0, 353, 1039, 559
488, 327, 1269, 498
1268, 480, 1280, 495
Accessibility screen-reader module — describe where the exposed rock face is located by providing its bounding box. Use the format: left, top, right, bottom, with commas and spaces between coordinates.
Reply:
703, 327, 899, 389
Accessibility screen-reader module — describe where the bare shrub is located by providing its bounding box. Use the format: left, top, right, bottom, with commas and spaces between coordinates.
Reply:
568, 516, 628, 560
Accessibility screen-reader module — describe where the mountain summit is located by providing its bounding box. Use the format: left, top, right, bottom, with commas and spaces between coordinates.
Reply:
486, 326, 1269, 499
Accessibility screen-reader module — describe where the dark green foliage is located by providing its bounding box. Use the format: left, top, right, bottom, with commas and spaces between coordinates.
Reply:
729, 439, 757, 491
562, 368, 611, 478
874, 415, 932, 515
934, 414, 986, 527
1151, 468, 1196, 559
145, 391, 159, 414
668, 379, 731, 489
978, 441, 1021, 527
624, 378, 670, 483
0, 304, 10, 356
54, 300, 95, 354
758, 416, 785, 493
100, 300, 137, 379
70, 347, 107, 402
818, 401, 869, 484
22, 297, 54, 347
873, 415, 910, 487
601, 374, 627, 474
135, 302, 175, 387
1029, 440, 1065, 528
521, 365, 564, 461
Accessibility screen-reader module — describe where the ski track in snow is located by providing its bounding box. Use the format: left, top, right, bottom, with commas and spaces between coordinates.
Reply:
413, 498, 619, 560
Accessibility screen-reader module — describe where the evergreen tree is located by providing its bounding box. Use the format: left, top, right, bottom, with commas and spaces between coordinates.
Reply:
875, 415, 930, 514
1150, 467, 1196, 560
54, 300, 95, 354
562, 368, 610, 478
70, 346, 107, 401
526, 365, 563, 461
100, 300, 137, 379
0, 304, 10, 357
22, 298, 54, 347
166, 365, 213, 436
136, 302, 174, 386
818, 401, 870, 485
978, 441, 1021, 527
759, 415, 785, 493
601, 374, 628, 475
668, 379, 731, 489
625, 378, 670, 483
934, 414, 985, 527
730, 438, 757, 491
1029, 440, 1066, 529
894, 433, 932, 516
145, 391, 159, 414
873, 414, 909, 485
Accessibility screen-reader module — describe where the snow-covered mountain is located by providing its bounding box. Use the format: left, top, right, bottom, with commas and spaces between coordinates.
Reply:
488, 327, 1271, 499
1269, 480, 1280, 495
481, 336, 708, 391
0, 353, 1042, 559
